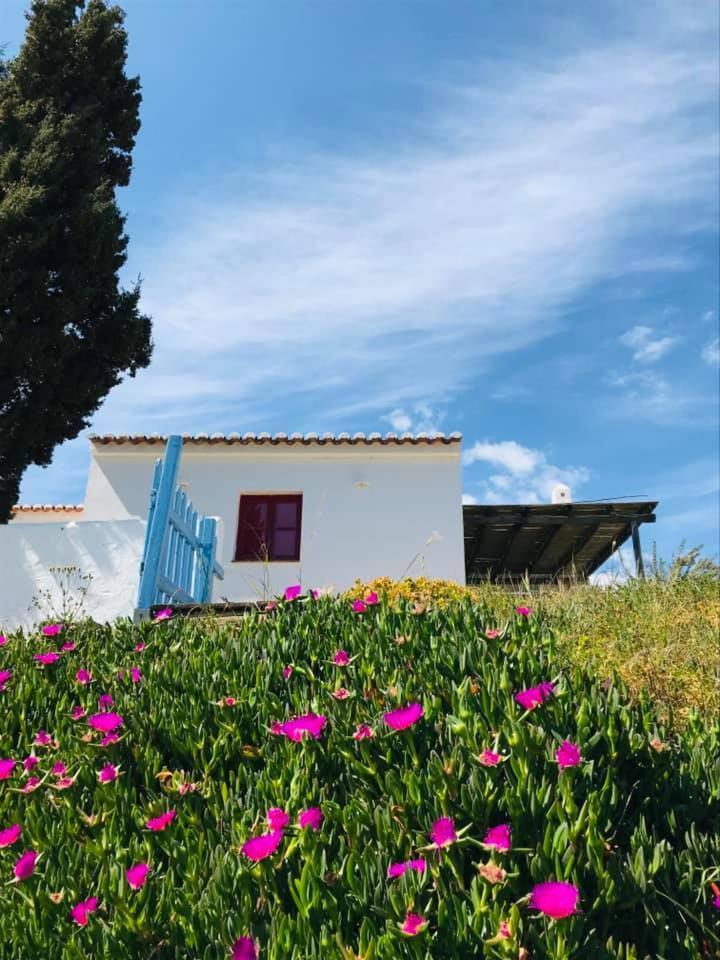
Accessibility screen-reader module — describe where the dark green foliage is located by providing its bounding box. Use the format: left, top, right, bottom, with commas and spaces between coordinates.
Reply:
0, 600, 718, 958
0, 0, 152, 521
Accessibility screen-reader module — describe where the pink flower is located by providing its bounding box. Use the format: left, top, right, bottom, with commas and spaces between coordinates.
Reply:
23, 756, 38, 772
98, 693, 114, 709
515, 682, 555, 711
332, 649, 351, 666
0, 634, 7, 646
282, 665, 293, 679
265, 601, 276, 612
515, 606, 532, 617
332, 687, 350, 700
51, 762, 67, 777
353, 723, 373, 741
100, 732, 119, 746
0, 669, 12, 686
76, 669, 92, 685
98, 763, 119, 783
430, 816, 457, 848
131, 667, 142, 684
34, 651, 60, 665
351, 599, 367, 613
35, 730, 55, 747
271, 713, 327, 741
529, 881, 580, 919
71, 705, 87, 720
485, 628, 500, 639
298, 807, 323, 831
365, 591, 379, 605
146, 810, 176, 831
14, 850, 37, 881
134, 642, 146, 653
126, 863, 150, 890
388, 859, 426, 878
223, 696, 237, 707
556, 740, 582, 769
409, 858, 427, 872
0, 758, 16, 780
42, 624, 62, 636
383, 703, 424, 731
231, 937, 259, 960
284, 584, 302, 602
241, 829, 283, 862
53, 776, 76, 790
154, 607, 173, 621
498, 920, 511, 940
60, 641, 76, 652
478, 750, 501, 767
88, 712, 123, 733
401, 913, 427, 936
21, 777, 41, 793
710, 882, 720, 910
483, 824, 512, 852
0, 823, 21, 848
267, 807, 290, 830
70, 896, 99, 927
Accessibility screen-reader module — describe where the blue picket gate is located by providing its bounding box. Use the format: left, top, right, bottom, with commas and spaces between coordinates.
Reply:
135, 435, 224, 617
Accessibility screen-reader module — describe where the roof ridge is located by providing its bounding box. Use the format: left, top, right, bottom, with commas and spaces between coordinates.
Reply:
89, 432, 462, 447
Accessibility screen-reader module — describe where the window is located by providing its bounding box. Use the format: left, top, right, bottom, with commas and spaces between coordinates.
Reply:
234, 494, 302, 562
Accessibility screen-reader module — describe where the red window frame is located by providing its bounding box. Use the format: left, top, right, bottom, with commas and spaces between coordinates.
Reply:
234, 494, 303, 562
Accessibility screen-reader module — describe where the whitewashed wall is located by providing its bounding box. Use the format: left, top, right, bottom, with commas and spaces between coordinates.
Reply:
84, 444, 466, 601
0, 519, 145, 632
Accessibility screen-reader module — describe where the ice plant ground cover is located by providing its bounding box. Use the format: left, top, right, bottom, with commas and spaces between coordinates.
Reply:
0, 601, 718, 958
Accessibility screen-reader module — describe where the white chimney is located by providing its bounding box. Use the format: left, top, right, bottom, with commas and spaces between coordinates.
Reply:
551, 483, 572, 504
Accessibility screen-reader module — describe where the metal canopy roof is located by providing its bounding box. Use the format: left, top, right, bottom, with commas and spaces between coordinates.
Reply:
463, 501, 658, 584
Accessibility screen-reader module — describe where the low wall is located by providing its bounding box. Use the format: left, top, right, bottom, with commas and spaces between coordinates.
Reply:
0, 519, 146, 633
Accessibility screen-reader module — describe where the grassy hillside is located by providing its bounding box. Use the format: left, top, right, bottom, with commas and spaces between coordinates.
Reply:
0, 598, 718, 959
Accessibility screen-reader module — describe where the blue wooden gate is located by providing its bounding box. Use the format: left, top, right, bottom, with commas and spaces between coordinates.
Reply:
136, 435, 224, 616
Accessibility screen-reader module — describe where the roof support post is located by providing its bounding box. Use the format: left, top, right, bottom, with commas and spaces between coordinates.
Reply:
631, 521, 645, 579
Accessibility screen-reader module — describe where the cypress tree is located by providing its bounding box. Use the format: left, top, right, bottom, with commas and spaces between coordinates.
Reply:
0, 0, 152, 521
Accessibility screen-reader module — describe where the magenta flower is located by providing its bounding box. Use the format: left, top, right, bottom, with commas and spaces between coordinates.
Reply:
430, 816, 457, 848
401, 913, 427, 936
409, 858, 427, 872
284, 584, 302, 602
0, 669, 12, 686
98, 763, 119, 783
146, 809, 176, 832
131, 667, 142, 684
499, 920, 511, 940
556, 740, 582, 769
298, 807, 323, 831
53, 776, 76, 790
710, 882, 720, 909
98, 693, 114, 709
241, 829, 283, 862
332, 649, 351, 666
88, 712, 124, 733
0, 758, 16, 780
60, 641, 76, 652
22, 756, 38, 772
365, 591, 379, 605
70, 896, 99, 927
384, 703, 424, 731
34, 651, 60, 665
515, 682, 555, 711
231, 937, 259, 960
21, 777, 41, 794
0, 824, 21, 848
51, 762, 67, 777
0, 634, 7, 646
352, 599, 367, 613
515, 606, 532, 617
134, 642, 146, 653
271, 712, 327, 741
529, 881, 580, 919
485, 628, 500, 639
154, 607, 173, 621
483, 824, 511, 852
282, 665, 293, 679
35, 730, 56, 747
265, 601, 277, 612
42, 624, 62, 636
332, 687, 350, 700
100, 732, 119, 746
71, 705, 87, 720
14, 850, 37, 881
76, 669, 92, 685
223, 696, 237, 707
478, 750, 501, 767
353, 723, 373, 741
388, 859, 426, 878
126, 863, 150, 890
267, 807, 290, 830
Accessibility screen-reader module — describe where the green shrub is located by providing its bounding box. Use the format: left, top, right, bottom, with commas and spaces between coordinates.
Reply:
0, 600, 718, 958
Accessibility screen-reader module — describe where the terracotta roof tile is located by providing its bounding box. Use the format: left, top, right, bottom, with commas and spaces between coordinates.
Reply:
89, 432, 462, 447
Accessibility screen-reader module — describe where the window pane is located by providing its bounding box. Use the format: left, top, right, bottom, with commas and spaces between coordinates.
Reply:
274, 502, 297, 528
236, 498, 269, 560
272, 529, 297, 558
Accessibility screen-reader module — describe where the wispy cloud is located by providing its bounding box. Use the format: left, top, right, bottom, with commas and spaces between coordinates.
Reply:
463, 440, 590, 504
701, 337, 720, 366
382, 404, 445, 434
606, 369, 715, 426
619, 324, 678, 363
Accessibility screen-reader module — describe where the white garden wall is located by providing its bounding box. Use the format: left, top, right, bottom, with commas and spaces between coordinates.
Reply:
84, 443, 465, 602
0, 519, 145, 632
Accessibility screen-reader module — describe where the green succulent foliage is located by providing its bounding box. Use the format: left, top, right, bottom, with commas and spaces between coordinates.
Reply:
0, 599, 718, 959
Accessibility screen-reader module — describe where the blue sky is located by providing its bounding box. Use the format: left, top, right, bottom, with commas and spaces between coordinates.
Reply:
5, 0, 720, 568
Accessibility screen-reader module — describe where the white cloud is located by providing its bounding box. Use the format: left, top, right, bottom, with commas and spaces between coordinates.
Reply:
619, 325, 678, 363
462, 493, 479, 505
606, 369, 715, 425
701, 337, 720, 366
463, 440, 590, 504
382, 404, 445, 434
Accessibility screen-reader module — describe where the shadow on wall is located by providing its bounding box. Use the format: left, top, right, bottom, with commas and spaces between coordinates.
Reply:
0, 519, 146, 632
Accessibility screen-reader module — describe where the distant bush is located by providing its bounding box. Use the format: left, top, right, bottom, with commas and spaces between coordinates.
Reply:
0, 599, 718, 958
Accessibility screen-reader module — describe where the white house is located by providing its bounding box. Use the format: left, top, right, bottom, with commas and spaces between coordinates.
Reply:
2, 432, 465, 628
